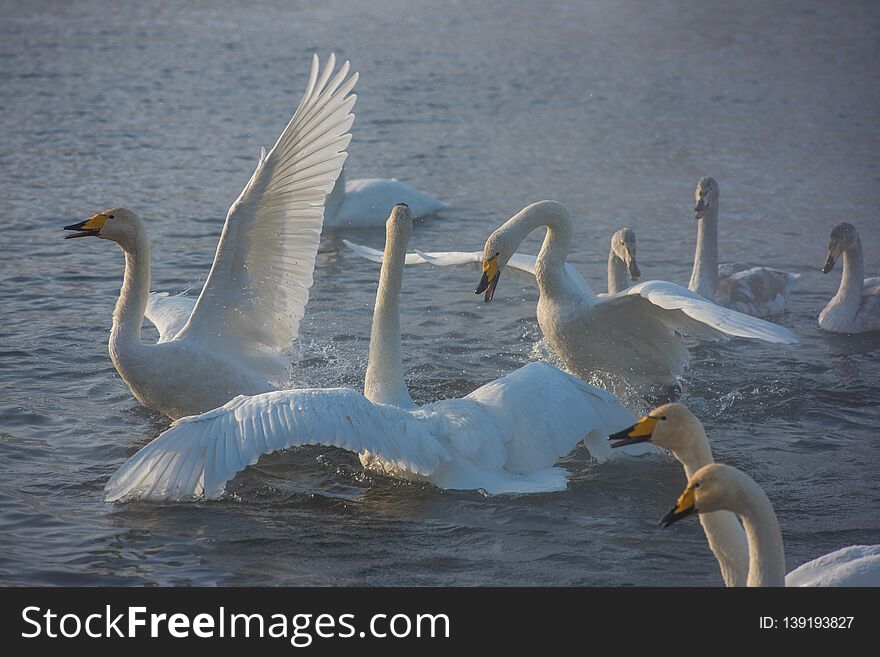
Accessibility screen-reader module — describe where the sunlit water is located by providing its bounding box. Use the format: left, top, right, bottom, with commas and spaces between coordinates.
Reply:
1, 0, 878, 586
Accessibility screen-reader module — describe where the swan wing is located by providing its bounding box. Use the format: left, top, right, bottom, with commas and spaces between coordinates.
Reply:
105, 388, 451, 502
144, 292, 197, 343
786, 545, 880, 587
601, 280, 798, 344
176, 54, 357, 378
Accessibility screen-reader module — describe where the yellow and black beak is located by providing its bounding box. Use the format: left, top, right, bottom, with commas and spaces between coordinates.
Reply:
63, 213, 108, 239
475, 255, 500, 303
659, 485, 697, 528
608, 415, 659, 448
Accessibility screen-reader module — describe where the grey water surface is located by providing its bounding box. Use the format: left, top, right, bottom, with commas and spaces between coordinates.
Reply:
1, 0, 878, 586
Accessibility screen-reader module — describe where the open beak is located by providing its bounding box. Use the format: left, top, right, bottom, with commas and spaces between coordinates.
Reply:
63, 213, 107, 239
609, 415, 658, 448
659, 485, 697, 528
475, 256, 500, 303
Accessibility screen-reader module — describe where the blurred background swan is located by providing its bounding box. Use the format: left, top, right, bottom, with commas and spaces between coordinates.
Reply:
819, 222, 880, 333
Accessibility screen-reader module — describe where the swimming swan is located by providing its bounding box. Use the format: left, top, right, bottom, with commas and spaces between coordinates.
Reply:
819, 222, 880, 334
689, 177, 799, 317
350, 201, 797, 389
343, 225, 639, 297
661, 463, 880, 586
104, 204, 642, 502
609, 403, 748, 586
63, 54, 357, 419
322, 167, 447, 228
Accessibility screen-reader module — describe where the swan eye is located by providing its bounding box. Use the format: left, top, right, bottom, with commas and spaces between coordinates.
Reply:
495, 251, 500, 257
660, 415, 667, 421
694, 483, 701, 488
108, 214, 115, 219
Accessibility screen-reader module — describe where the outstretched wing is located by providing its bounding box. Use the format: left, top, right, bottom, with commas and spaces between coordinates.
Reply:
144, 292, 197, 343
105, 388, 452, 502
600, 280, 798, 344
176, 54, 358, 379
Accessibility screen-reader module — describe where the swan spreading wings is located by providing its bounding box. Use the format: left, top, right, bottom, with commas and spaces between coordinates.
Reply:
105, 205, 644, 502
346, 200, 798, 390
63, 54, 357, 419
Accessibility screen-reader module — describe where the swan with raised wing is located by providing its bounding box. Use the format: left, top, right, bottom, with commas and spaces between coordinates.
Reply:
688, 177, 799, 317
63, 54, 357, 419
661, 463, 880, 586
818, 222, 880, 334
105, 204, 643, 502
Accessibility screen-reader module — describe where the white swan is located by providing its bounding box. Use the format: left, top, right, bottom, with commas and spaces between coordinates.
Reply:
609, 403, 749, 586
689, 177, 799, 317
322, 167, 447, 228
660, 463, 880, 586
819, 222, 880, 334
63, 54, 357, 420
350, 201, 797, 390
606, 227, 640, 295
105, 204, 643, 502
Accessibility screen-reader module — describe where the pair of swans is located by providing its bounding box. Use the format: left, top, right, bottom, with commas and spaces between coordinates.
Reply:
819, 222, 880, 334
105, 205, 647, 502
63, 54, 447, 420
347, 200, 797, 391
688, 177, 800, 317
610, 404, 880, 586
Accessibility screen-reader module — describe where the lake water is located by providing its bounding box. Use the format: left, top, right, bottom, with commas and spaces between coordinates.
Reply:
1, 0, 878, 586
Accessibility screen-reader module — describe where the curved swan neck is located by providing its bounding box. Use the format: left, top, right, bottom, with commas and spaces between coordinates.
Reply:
364, 214, 415, 409
109, 231, 151, 350
734, 477, 786, 587
672, 423, 715, 480
502, 201, 583, 300
833, 239, 865, 312
689, 205, 719, 300
607, 250, 629, 295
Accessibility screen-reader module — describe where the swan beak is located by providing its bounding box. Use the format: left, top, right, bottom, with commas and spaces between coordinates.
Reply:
627, 256, 641, 281
659, 485, 697, 528
64, 213, 108, 239
476, 256, 500, 303
694, 198, 705, 221
609, 415, 657, 448
822, 249, 838, 274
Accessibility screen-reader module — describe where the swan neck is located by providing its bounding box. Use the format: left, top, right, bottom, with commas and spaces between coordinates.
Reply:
607, 250, 629, 295
676, 425, 715, 480
738, 481, 786, 587
364, 225, 415, 409
110, 232, 151, 349
689, 206, 718, 300
834, 240, 865, 311
503, 202, 575, 298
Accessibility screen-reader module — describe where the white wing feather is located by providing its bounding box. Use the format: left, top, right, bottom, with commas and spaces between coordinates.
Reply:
602, 280, 798, 344
105, 388, 452, 502
144, 292, 197, 343
176, 54, 358, 379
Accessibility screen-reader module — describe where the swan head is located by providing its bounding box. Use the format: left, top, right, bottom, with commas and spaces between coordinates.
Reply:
660, 463, 744, 527
608, 403, 703, 454
694, 177, 719, 220
475, 229, 511, 303
64, 207, 143, 247
610, 227, 640, 281
822, 222, 859, 273
385, 202, 413, 242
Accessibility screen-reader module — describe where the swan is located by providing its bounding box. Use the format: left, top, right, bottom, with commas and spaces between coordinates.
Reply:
689, 177, 800, 317
660, 463, 880, 586
62, 54, 358, 420
609, 403, 748, 586
322, 166, 447, 228
105, 204, 644, 502
819, 222, 880, 334
344, 226, 638, 298
350, 200, 797, 390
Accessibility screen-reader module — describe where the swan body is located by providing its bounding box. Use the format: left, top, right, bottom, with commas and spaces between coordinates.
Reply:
349, 201, 797, 390
106, 205, 642, 502
661, 463, 880, 587
609, 403, 748, 587
64, 55, 358, 419
689, 177, 799, 317
323, 167, 447, 228
819, 222, 880, 334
